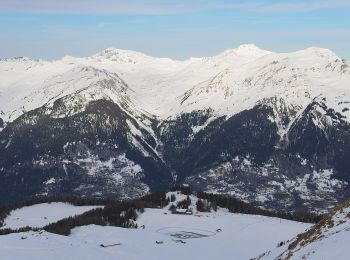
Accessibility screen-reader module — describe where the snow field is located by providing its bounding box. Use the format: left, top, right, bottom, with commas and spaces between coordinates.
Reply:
1, 203, 103, 229
0, 199, 311, 260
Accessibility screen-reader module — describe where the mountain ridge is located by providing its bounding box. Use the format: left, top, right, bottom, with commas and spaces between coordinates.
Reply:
2, 44, 342, 65
0, 44, 349, 213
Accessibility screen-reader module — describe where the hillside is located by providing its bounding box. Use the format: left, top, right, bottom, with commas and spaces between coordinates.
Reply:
256, 197, 350, 259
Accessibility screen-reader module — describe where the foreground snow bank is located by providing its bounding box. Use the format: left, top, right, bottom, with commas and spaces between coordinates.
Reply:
257, 198, 350, 260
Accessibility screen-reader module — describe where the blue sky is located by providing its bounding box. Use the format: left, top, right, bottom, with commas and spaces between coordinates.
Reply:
0, 0, 349, 59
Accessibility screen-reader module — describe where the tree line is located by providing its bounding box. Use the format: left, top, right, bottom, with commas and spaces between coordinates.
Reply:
0, 195, 120, 229
0, 192, 169, 236
197, 191, 322, 223
0, 188, 323, 237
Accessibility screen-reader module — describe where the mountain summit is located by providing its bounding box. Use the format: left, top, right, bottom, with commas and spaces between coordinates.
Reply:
230, 43, 272, 56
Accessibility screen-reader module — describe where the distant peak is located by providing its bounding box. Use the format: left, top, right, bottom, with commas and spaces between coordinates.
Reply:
216, 44, 272, 60
97, 47, 140, 57
236, 44, 260, 51
91, 47, 152, 64
0, 56, 34, 62
302, 46, 338, 57
233, 44, 272, 56
100, 47, 138, 55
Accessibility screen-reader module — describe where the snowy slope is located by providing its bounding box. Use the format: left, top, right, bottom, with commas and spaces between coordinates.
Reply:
1, 203, 102, 229
1, 44, 348, 143
178, 47, 350, 124
256, 198, 350, 260
0, 44, 348, 125
0, 198, 311, 260
0, 45, 350, 124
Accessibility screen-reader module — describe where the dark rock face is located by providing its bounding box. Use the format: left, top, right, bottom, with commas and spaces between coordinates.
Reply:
287, 100, 350, 175
0, 99, 172, 206
0, 97, 349, 212
183, 101, 350, 213
158, 105, 279, 183
0, 118, 3, 128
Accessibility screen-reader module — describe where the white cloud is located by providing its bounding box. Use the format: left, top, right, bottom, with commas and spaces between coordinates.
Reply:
1, 0, 349, 15
0, 0, 187, 14
259, 0, 350, 13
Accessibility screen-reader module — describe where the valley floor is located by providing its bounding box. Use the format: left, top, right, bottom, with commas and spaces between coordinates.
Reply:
0, 205, 311, 260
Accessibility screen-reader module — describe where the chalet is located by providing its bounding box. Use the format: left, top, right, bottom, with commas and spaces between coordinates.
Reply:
171, 207, 193, 215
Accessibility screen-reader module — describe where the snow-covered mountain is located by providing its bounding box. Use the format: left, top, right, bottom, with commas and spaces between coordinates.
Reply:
1, 44, 348, 123
0, 44, 349, 212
